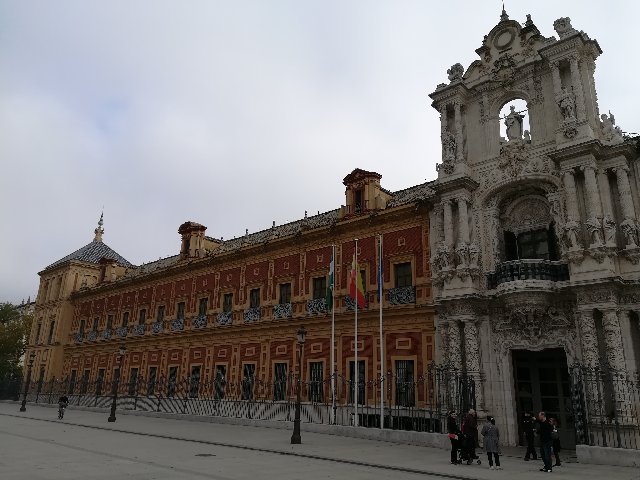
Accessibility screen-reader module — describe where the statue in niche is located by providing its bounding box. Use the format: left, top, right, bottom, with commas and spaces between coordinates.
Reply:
504, 105, 525, 141
556, 86, 576, 121
603, 215, 617, 246
523, 130, 531, 143
553, 17, 576, 38
585, 217, 604, 247
564, 220, 581, 250
468, 243, 480, 268
620, 219, 638, 248
447, 63, 464, 82
600, 112, 624, 144
441, 130, 456, 162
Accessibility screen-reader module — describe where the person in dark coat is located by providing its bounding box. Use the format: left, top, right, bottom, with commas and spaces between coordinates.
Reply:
537, 411, 554, 472
481, 416, 501, 470
523, 411, 537, 461
461, 408, 478, 460
550, 417, 562, 467
447, 411, 461, 464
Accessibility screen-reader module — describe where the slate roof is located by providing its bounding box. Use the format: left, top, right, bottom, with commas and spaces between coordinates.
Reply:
44, 240, 134, 271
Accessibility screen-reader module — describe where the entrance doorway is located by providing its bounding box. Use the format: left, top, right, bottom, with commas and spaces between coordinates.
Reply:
513, 348, 575, 448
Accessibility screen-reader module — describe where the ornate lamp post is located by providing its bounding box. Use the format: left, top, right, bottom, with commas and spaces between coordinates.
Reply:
19, 351, 37, 412
291, 325, 307, 444
108, 344, 127, 422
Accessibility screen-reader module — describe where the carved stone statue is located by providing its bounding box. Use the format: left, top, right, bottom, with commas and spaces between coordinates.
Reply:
600, 112, 624, 144
447, 63, 464, 82
523, 129, 531, 143
553, 17, 576, 38
620, 219, 638, 248
467, 243, 480, 268
435, 242, 453, 271
455, 242, 469, 268
441, 130, 456, 162
556, 86, 576, 121
504, 105, 524, 141
603, 215, 617, 247
585, 217, 604, 248
564, 220, 582, 250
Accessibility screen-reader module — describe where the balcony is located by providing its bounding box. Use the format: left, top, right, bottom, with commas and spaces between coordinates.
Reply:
486, 259, 569, 290
273, 303, 292, 319
133, 324, 145, 336
307, 298, 327, 315
74, 333, 84, 344
343, 200, 370, 216
116, 326, 128, 338
87, 330, 98, 342
217, 311, 233, 326
345, 295, 368, 310
102, 329, 112, 340
192, 315, 208, 329
151, 321, 163, 334
389, 286, 416, 305
244, 307, 261, 323
171, 318, 185, 332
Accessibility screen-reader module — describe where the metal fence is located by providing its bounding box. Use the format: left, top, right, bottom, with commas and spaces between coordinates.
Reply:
570, 364, 640, 449
2, 365, 475, 433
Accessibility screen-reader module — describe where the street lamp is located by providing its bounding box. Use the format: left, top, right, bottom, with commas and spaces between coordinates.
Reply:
108, 344, 127, 422
291, 325, 307, 445
19, 351, 37, 412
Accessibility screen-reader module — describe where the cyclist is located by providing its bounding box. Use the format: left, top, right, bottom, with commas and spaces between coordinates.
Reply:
58, 395, 69, 419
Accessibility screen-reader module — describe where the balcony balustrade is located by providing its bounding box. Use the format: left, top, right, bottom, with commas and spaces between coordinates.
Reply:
171, 318, 185, 332
243, 307, 261, 323
151, 322, 163, 334
192, 315, 208, 329
116, 326, 128, 338
273, 303, 292, 319
87, 331, 98, 342
389, 286, 416, 305
486, 259, 570, 290
217, 311, 233, 326
102, 329, 112, 340
345, 295, 368, 310
307, 298, 327, 315
74, 333, 84, 344
133, 324, 145, 336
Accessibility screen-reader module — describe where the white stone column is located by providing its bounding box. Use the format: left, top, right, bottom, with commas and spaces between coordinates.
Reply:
603, 310, 626, 371
448, 320, 463, 371
563, 169, 581, 221
550, 61, 562, 95
463, 320, 484, 410
439, 105, 448, 134
443, 200, 454, 248
457, 197, 470, 244
580, 311, 599, 367
598, 168, 617, 247
569, 55, 586, 122
582, 165, 604, 247
453, 101, 464, 163
614, 166, 638, 248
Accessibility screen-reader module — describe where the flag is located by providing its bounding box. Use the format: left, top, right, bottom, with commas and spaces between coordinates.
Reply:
326, 250, 334, 311
349, 253, 366, 309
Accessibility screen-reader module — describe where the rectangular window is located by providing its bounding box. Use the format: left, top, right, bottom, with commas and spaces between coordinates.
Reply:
128, 368, 139, 396
96, 369, 105, 396
147, 367, 157, 396
47, 321, 56, 344
92, 317, 99, 331
394, 262, 412, 288
167, 366, 178, 397
223, 293, 233, 313
176, 302, 185, 320
156, 306, 165, 322
68, 370, 77, 394
214, 365, 227, 400
279, 283, 291, 304
313, 277, 326, 300
250, 288, 260, 309
79, 319, 85, 334
198, 298, 208, 316
395, 360, 415, 407
190, 365, 201, 398
80, 369, 90, 394
309, 361, 324, 403
122, 312, 129, 327
34, 322, 42, 344
273, 363, 288, 401
348, 360, 365, 405
242, 364, 256, 400
138, 309, 146, 325
107, 315, 114, 329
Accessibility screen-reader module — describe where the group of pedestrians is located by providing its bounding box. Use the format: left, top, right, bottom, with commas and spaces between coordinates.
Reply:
448, 409, 562, 473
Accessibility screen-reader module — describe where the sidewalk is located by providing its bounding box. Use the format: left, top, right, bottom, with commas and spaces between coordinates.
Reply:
0, 402, 637, 480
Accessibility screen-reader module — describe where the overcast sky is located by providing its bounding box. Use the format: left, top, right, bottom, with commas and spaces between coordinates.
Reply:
1, 1, 637, 304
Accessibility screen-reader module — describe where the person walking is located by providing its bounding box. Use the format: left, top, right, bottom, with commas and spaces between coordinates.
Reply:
462, 408, 478, 461
550, 417, 562, 467
537, 411, 553, 472
481, 415, 502, 470
447, 411, 461, 465
523, 411, 537, 461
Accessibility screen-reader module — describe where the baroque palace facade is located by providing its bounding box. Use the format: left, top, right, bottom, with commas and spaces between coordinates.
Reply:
25, 10, 640, 446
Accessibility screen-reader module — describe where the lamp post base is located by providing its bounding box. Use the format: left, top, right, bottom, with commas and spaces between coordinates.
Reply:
19, 404, 26, 412
107, 416, 116, 423
290, 420, 301, 444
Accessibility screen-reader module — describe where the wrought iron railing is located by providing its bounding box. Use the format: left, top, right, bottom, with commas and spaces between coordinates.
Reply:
4, 365, 475, 434
345, 295, 368, 310
170, 318, 184, 332
486, 259, 569, 289
151, 322, 163, 334
192, 315, 208, 329
133, 325, 145, 336
244, 308, 261, 323
217, 311, 233, 326
87, 331, 98, 342
273, 303, 292, 319
570, 364, 640, 449
389, 286, 416, 305
307, 298, 328, 315
116, 327, 128, 338
74, 333, 84, 343
102, 329, 112, 340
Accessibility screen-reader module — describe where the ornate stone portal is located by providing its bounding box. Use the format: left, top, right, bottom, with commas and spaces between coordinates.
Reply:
429, 10, 639, 447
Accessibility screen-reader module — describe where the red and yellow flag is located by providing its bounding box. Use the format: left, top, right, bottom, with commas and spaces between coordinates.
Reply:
349, 253, 366, 309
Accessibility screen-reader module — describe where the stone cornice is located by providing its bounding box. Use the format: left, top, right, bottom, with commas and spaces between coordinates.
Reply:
548, 139, 637, 164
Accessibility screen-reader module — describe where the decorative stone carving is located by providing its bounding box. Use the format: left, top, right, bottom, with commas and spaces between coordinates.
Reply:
497, 141, 530, 177
553, 17, 576, 38
447, 321, 463, 370
455, 242, 469, 268
504, 105, 525, 141
556, 86, 576, 121
585, 217, 604, 248
600, 112, 624, 145
491, 53, 517, 85
468, 243, 480, 269
620, 219, 638, 249
447, 63, 464, 82
603, 310, 626, 370
603, 214, 617, 247
441, 129, 456, 162
579, 312, 599, 367
502, 196, 551, 235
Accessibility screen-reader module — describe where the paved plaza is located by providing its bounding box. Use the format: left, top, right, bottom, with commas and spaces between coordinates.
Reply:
0, 403, 638, 480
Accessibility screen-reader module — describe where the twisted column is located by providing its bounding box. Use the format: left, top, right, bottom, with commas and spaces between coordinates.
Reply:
463, 320, 484, 410
580, 312, 599, 367
563, 169, 580, 221
448, 320, 463, 371
603, 310, 626, 371
582, 165, 604, 247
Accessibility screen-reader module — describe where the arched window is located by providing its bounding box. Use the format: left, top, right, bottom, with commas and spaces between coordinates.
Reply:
499, 99, 530, 142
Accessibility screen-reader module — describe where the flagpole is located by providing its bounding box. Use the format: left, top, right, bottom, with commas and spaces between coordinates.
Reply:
354, 238, 359, 428
330, 244, 336, 425
379, 233, 384, 430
